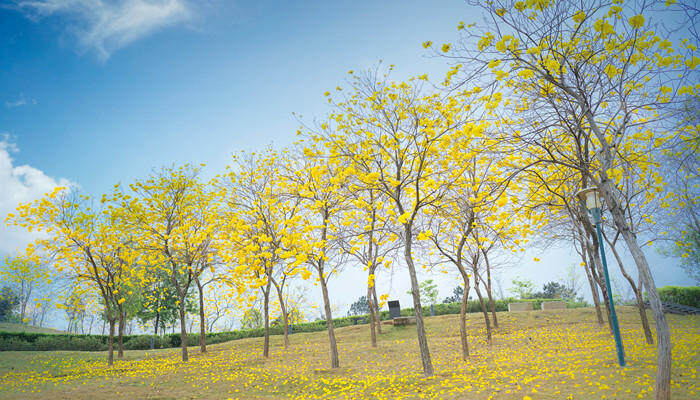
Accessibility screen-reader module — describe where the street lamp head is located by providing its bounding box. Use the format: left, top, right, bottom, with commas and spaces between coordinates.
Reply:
575, 187, 602, 211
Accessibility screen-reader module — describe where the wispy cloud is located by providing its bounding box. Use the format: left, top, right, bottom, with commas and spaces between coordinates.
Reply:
12, 0, 191, 60
5, 95, 26, 108
4, 93, 35, 108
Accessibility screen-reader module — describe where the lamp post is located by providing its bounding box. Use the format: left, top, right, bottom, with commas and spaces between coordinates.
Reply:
576, 187, 626, 367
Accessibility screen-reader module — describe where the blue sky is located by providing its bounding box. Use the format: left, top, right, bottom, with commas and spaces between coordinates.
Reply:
1, 0, 469, 193
0, 0, 695, 327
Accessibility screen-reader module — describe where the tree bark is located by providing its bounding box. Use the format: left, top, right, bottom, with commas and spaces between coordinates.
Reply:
39, 306, 47, 327
319, 271, 340, 368
459, 275, 471, 361
117, 308, 125, 359
481, 250, 498, 329
371, 286, 382, 334
473, 275, 492, 345
577, 232, 605, 325
196, 279, 207, 353
19, 281, 30, 324
263, 278, 271, 358
272, 279, 290, 349
584, 260, 605, 324
485, 278, 498, 330
107, 318, 115, 366
152, 310, 160, 350
404, 224, 434, 376
585, 237, 614, 334
604, 233, 654, 345
367, 283, 377, 348
178, 297, 189, 362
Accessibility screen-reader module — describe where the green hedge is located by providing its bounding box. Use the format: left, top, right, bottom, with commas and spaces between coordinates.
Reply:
658, 286, 700, 308
0, 316, 372, 352
0, 298, 587, 352
0, 331, 110, 351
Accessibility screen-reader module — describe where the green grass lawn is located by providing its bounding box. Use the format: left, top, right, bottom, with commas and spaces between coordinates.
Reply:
0, 307, 698, 399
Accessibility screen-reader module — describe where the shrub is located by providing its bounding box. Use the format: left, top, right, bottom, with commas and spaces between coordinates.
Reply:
658, 286, 700, 308
123, 335, 166, 350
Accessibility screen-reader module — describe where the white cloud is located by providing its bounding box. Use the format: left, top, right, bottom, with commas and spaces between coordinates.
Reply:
13, 0, 191, 60
4, 93, 35, 108
5, 94, 27, 108
0, 137, 72, 255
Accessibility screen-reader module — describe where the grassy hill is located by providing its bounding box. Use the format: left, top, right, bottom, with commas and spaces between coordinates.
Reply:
0, 322, 66, 335
0, 307, 698, 399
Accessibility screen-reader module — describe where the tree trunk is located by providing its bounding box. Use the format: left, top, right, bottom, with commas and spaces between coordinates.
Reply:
196, 279, 207, 353
481, 250, 498, 329
579, 236, 605, 325
372, 286, 382, 334
368, 197, 381, 336
584, 261, 605, 324
485, 282, 498, 330
459, 275, 471, 361
107, 318, 115, 366
39, 306, 47, 327
19, 281, 27, 324
403, 224, 434, 376
274, 282, 290, 349
67, 311, 73, 333
473, 277, 492, 345
367, 283, 377, 348
319, 272, 340, 368
117, 308, 125, 359
599, 180, 671, 400
178, 297, 189, 362
605, 234, 654, 345
262, 278, 271, 358
586, 239, 614, 334
152, 311, 160, 350
634, 288, 654, 344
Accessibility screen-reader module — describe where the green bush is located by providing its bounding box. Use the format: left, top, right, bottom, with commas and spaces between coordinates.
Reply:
31, 334, 107, 351
0, 337, 34, 351
658, 286, 700, 308
123, 335, 166, 350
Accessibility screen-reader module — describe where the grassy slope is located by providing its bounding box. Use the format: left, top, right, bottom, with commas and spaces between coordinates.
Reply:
0, 307, 698, 400
0, 323, 66, 335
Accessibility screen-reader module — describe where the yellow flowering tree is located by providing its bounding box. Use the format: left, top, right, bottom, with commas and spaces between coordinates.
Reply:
219, 150, 304, 356
119, 165, 219, 361
1, 248, 51, 325
282, 141, 352, 369
340, 186, 400, 348
7, 188, 135, 365
438, 0, 699, 396
316, 67, 484, 376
